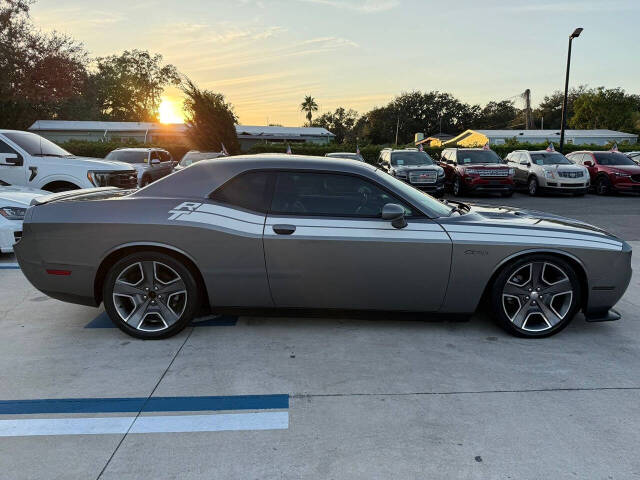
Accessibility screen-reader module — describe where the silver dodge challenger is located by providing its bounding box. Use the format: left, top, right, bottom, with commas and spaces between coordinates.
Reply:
15, 154, 632, 339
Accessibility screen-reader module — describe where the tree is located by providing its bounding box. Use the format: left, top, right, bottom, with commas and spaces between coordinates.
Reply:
0, 0, 91, 129
300, 95, 318, 126
569, 87, 640, 133
472, 100, 519, 129
93, 50, 179, 122
533, 86, 587, 130
181, 79, 240, 154
311, 107, 359, 143
354, 91, 481, 145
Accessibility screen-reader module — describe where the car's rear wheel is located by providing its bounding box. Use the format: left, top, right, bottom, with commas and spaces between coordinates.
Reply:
491, 255, 581, 338
453, 176, 463, 196
103, 252, 200, 339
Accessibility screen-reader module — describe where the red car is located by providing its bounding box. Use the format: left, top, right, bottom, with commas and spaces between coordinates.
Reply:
566, 151, 640, 195
440, 148, 515, 197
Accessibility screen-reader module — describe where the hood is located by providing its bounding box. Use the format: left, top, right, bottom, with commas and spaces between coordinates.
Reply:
395, 164, 439, 171
605, 165, 640, 174
541, 163, 585, 172
0, 186, 48, 207
447, 203, 614, 238
37, 156, 135, 171
460, 163, 508, 169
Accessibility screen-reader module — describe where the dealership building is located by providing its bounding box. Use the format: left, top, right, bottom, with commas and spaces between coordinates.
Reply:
441, 129, 638, 147
28, 121, 335, 151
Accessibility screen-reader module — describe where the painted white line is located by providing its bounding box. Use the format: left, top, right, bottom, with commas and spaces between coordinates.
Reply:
0, 412, 289, 437
0, 263, 20, 269
0, 417, 134, 437
130, 412, 289, 434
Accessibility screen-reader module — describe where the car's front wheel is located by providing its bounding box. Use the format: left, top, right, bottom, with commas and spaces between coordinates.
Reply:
491, 255, 581, 338
103, 252, 200, 339
528, 177, 539, 196
595, 176, 611, 195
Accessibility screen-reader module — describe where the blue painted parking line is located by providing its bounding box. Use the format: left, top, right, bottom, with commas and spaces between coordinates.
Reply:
84, 312, 237, 328
0, 394, 290, 436
0, 263, 20, 269
0, 394, 289, 415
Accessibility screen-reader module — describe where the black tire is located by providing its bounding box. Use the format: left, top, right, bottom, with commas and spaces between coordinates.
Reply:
595, 176, 611, 195
103, 252, 200, 339
527, 176, 539, 196
491, 255, 581, 338
43, 182, 80, 193
140, 176, 151, 187
453, 176, 464, 197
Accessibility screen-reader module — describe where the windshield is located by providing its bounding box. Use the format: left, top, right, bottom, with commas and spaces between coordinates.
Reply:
390, 151, 434, 166
457, 150, 503, 164
530, 153, 572, 165
375, 169, 454, 217
594, 152, 637, 166
105, 150, 149, 164
3, 132, 72, 157
180, 152, 219, 166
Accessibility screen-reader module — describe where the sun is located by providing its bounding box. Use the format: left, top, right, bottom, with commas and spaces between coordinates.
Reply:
158, 97, 184, 124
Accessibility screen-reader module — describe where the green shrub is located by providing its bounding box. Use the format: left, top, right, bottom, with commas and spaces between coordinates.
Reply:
59, 140, 190, 160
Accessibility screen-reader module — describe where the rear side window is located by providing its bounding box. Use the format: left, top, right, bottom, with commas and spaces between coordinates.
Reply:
271, 172, 411, 217
0, 140, 17, 154
159, 151, 172, 162
210, 171, 273, 213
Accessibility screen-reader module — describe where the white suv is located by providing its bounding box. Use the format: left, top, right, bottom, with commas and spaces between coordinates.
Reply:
0, 130, 138, 192
505, 149, 589, 196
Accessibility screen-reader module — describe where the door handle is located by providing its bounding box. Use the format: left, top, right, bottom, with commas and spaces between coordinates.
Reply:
273, 224, 296, 235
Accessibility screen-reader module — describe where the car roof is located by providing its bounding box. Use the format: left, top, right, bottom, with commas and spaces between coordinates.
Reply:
136, 154, 378, 199
114, 147, 164, 152
326, 152, 359, 156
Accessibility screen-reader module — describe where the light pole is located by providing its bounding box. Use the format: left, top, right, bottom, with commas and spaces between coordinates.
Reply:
559, 27, 583, 153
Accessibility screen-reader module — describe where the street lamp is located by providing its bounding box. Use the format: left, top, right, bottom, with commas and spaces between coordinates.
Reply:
559, 27, 583, 153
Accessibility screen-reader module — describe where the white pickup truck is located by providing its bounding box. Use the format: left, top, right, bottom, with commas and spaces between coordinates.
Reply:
0, 130, 138, 192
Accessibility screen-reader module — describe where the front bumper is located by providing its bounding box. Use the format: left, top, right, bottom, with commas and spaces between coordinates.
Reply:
465, 177, 514, 193
611, 179, 640, 192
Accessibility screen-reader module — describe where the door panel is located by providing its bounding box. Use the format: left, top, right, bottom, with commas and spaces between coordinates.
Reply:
264, 215, 452, 311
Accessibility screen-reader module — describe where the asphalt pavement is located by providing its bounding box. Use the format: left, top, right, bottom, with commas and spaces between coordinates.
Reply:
0, 191, 639, 479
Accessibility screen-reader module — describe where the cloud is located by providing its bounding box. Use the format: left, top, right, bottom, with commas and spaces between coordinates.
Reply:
294, 0, 399, 12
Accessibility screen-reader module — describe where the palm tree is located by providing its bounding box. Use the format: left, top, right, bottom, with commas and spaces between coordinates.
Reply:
300, 95, 318, 126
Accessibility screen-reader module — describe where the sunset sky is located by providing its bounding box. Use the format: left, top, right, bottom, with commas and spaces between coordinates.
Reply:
32, 0, 640, 126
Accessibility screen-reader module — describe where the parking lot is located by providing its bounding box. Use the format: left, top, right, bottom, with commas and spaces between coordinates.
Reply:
1, 191, 639, 479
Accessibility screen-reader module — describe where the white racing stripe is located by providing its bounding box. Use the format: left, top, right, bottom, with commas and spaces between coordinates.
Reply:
175, 211, 264, 235
0, 412, 289, 437
265, 225, 448, 241
450, 232, 622, 251
445, 224, 621, 246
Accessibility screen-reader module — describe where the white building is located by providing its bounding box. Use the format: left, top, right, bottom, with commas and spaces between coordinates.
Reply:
28, 121, 335, 151
444, 129, 637, 147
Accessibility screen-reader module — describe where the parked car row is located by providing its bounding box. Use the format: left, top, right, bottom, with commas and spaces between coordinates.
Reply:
378, 145, 640, 198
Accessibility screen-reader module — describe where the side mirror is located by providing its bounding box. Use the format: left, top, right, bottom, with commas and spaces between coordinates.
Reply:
382, 203, 407, 229
150, 158, 161, 165
584, 160, 593, 167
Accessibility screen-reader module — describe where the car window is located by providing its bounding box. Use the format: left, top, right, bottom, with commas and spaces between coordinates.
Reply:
159, 151, 171, 162
150, 151, 161, 161
530, 153, 572, 165
2, 131, 72, 157
390, 151, 434, 167
210, 171, 273, 213
0, 140, 18, 154
457, 150, 502, 164
271, 172, 412, 218
593, 152, 636, 166
106, 150, 149, 163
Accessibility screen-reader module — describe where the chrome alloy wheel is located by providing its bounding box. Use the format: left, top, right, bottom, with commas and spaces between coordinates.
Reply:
501, 261, 574, 333
112, 261, 187, 332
